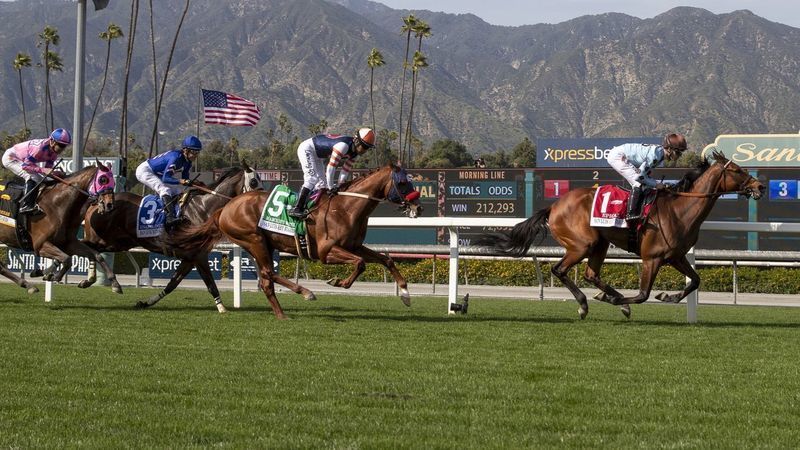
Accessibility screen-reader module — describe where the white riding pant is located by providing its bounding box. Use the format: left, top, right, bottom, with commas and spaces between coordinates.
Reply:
606, 148, 642, 188
297, 138, 327, 191
2, 148, 43, 183
136, 161, 183, 197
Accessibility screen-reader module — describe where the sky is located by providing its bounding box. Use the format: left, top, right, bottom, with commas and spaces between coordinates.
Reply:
377, 0, 800, 29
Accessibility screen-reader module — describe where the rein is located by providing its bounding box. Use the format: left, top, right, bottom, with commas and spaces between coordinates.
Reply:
337, 191, 382, 202
47, 172, 93, 197
190, 184, 233, 200
666, 161, 749, 198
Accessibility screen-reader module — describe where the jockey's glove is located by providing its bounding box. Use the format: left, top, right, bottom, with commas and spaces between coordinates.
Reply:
655, 183, 669, 190
328, 185, 339, 197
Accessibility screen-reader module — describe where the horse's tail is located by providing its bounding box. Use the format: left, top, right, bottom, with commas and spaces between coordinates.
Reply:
475, 207, 551, 257
168, 209, 224, 254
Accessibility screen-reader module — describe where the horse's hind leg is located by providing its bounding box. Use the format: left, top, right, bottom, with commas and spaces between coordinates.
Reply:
654, 255, 700, 303
352, 246, 411, 306
0, 261, 39, 294
136, 259, 194, 309
552, 250, 590, 319
583, 241, 631, 319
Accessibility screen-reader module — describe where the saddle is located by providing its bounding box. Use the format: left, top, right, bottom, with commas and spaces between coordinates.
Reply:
0, 180, 35, 251
590, 185, 658, 254
258, 185, 321, 259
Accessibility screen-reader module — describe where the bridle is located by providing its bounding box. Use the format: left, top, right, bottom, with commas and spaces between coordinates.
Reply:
337, 169, 418, 206
665, 160, 757, 198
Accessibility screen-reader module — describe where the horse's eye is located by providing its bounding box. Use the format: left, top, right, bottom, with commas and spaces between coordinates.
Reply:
98, 176, 109, 184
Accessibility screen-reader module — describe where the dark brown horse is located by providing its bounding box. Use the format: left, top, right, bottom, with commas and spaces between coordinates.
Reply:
78, 162, 262, 312
0, 164, 116, 294
169, 163, 422, 319
478, 151, 765, 319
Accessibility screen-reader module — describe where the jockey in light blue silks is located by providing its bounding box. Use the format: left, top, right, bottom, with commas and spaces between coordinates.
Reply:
605, 133, 687, 220
288, 127, 376, 219
135, 135, 202, 228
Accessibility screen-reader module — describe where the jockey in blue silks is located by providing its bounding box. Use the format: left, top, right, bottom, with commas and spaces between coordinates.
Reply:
135, 135, 202, 228
605, 133, 687, 220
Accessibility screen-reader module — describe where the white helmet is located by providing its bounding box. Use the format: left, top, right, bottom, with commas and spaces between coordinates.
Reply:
356, 128, 376, 148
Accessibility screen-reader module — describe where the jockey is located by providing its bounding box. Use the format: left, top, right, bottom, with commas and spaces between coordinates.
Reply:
288, 127, 376, 219
606, 133, 687, 220
1, 128, 71, 215
135, 135, 202, 228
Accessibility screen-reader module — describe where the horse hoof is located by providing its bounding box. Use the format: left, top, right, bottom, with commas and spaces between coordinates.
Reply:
578, 307, 588, 320
304, 292, 317, 301
216, 303, 228, 313
400, 288, 411, 307
77, 280, 92, 289
655, 292, 666, 301
326, 278, 338, 286
30, 269, 43, 278
42, 274, 54, 282
27, 286, 39, 295
112, 284, 123, 295
593, 291, 604, 300
621, 305, 631, 319
134, 301, 150, 309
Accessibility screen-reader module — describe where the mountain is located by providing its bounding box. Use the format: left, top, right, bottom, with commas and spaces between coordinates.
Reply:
1, 0, 800, 154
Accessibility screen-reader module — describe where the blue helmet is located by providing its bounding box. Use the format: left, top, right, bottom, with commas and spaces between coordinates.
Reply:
50, 128, 72, 146
182, 135, 202, 151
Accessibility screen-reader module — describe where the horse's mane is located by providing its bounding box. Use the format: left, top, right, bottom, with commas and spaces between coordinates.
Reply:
183, 166, 240, 202
672, 151, 730, 192
338, 165, 390, 190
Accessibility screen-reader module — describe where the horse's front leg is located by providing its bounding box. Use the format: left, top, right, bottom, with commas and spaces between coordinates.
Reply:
193, 256, 227, 313
654, 255, 700, 303
583, 241, 631, 319
322, 245, 367, 287
136, 259, 194, 309
612, 257, 662, 305
271, 274, 317, 301
78, 260, 98, 289
63, 241, 122, 294
352, 245, 411, 307
37, 242, 71, 282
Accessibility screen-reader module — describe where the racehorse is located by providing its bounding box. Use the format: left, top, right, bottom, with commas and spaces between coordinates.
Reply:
478, 151, 765, 319
169, 163, 422, 319
79, 162, 262, 312
0, 163, 116, 294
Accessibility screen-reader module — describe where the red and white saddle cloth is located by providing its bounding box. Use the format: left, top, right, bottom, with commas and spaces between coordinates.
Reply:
590, 185, 630, 228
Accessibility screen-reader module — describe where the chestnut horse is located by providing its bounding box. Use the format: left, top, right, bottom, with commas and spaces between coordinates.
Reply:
0, 164, 116, 294
169, 163, 422, 319
478, 151, 765, 319
78, 162, 261, 312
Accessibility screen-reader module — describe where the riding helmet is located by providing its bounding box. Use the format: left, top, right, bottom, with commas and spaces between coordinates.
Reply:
663, 133, 687, 152
356, 128, 376, 148
50, 128, 72, 146
182, 135, 203, 151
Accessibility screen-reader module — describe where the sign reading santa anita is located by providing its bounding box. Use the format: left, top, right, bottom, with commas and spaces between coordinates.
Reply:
702, 134, 800, 167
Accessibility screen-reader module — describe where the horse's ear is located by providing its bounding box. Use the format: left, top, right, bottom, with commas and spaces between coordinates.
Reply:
241, 160, 252, 171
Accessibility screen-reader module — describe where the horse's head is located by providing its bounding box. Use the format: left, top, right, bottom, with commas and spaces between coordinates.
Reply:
241, 161, 263, 193
711, 151, 765, 200
386, 164, 422, 218
89, 161, 116, 213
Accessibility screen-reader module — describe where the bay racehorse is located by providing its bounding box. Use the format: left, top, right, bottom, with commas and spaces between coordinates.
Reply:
478, 151, 765, 319
0, 163, 116, 294
169, 163, 422, 319
79, 162, 262, 312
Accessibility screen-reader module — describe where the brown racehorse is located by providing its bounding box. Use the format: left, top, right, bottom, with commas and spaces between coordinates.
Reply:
78, 162, 261, 312
478, 151, 765, 319
169, 163, 422, 319
0, 164, 116, 294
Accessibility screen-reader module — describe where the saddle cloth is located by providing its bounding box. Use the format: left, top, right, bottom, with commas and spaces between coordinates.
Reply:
258, 185, 308, 236
590, 185, 630, 228
137, 194, 181, 238
0, 181, 34, 250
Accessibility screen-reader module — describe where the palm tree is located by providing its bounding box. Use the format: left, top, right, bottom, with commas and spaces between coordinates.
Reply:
37, 25, 60, 132
398, 14, 417, 164
44, 51, 63, 131
84, 23, 123, 153
13, 52, 32, 133
367, 48, 386, 168
120, 0, 140, 185
404, 20, 431, 158
148, 0, 158, 150
149, 0, 191, 157
405, 51, 428, 165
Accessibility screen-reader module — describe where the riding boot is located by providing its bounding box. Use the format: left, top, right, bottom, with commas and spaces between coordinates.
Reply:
626, 186, 644, 221
288, 187, 311, 219
161, 195, 179, 230
19, 179, 43, 215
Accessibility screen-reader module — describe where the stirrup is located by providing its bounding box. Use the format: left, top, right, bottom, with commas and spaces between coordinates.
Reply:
19, 205, 43, 216
288, 209, 308, 219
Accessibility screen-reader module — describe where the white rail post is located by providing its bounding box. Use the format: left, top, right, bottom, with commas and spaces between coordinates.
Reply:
43, 257, 53, 303
233, 246, 242, 308
686, 246, 697, 323
447, 226, 459, 314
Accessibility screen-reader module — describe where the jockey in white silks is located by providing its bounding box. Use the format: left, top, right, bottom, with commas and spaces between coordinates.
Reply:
605, 133, 687, 220
289, 127, 376, 219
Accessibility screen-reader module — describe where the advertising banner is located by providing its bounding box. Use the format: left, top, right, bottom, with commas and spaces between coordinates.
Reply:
701, 134, 800, 167
537, 137, 660, 168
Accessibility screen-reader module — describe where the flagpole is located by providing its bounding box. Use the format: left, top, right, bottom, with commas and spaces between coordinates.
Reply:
197, 86, 202, 136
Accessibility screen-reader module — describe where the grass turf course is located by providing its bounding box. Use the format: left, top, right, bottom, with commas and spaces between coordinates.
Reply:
1, 285, 799, 448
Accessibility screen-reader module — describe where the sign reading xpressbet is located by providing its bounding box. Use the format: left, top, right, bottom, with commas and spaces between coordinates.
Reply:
702, 134, 800, 167
537, 137, 660, 168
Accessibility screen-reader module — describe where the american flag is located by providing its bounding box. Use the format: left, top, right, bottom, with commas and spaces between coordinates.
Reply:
202, 89, 261, 126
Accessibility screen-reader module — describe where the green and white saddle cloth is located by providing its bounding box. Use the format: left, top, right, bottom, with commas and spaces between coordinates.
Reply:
258, 184, 307, 236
